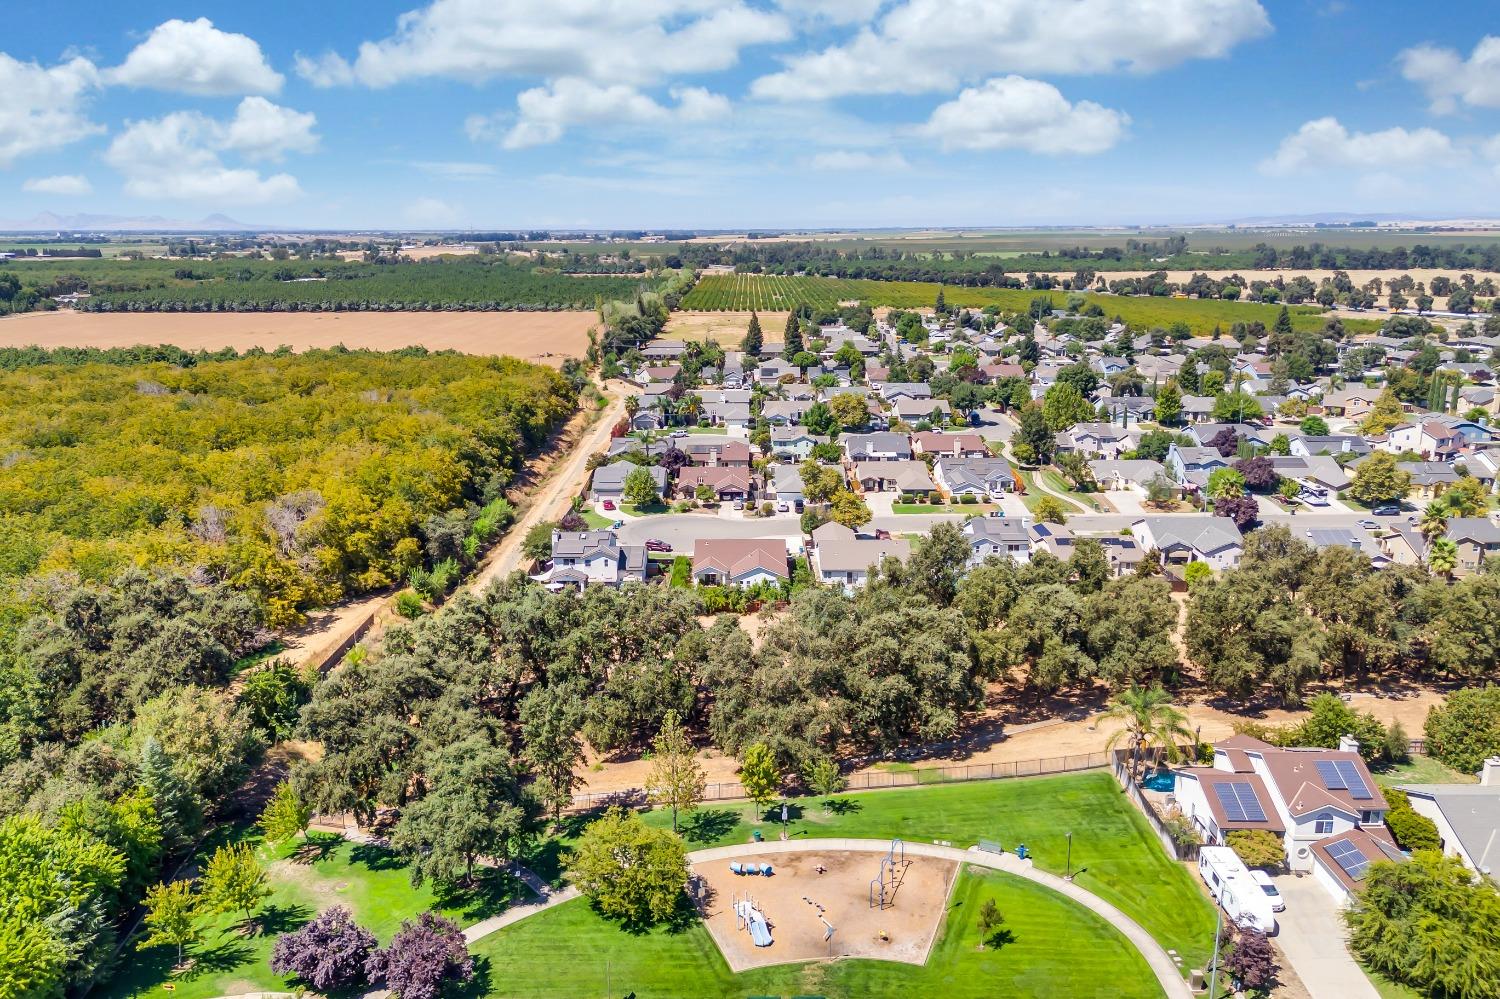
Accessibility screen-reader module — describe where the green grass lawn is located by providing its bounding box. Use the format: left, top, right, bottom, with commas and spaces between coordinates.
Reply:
1015, 470, 1084, 514
1372, 755, 1477, 787
892, 503, 994, 515
580, 509, 616, 529
1039, 470, 1109, 512
102, 831, 528, 999
642, 771, 1216, 974
470, 866, 1164, 999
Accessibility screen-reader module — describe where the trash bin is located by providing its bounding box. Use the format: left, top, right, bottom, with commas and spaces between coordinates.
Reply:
752, 829, 763, 842
1016, 843, 1028, 860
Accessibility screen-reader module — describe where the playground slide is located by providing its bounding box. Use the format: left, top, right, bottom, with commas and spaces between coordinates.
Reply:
748, 910, 773, 947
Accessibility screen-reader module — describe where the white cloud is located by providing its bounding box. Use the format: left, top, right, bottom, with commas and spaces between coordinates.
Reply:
404, 197, 459, 226
809, 150, 909, 170
108, 18, 283, 96
752, 0, 1270, 100
23, 174, 93, 196
1261, 117, 1455, 176
221, 97, 318, 161
775, 0, 886, 24
480, 78, 730, 149
297, 0, 789, 88
412, 161, 497, 179
919, 76, 1128, 154
1484, 136, 1500, 177
0, 54, 101, 166
105, 101, 316, 204
1398, 37, 1500, 114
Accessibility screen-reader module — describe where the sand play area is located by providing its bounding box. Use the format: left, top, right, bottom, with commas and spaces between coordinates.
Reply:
0, 310, 599, 367
693, 847, 958, 972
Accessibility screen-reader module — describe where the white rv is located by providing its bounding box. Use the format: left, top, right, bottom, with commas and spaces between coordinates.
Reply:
1198, 846, 1277, 934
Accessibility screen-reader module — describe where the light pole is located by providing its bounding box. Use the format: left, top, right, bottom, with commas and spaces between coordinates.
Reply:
1206, 903, 1224, 999
1065, 831, 1073, 880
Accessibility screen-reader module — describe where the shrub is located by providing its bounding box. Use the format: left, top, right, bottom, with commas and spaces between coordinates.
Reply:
1382, 789, 1440, 852
961, 493, 978, 504
395, 592, 426, 618
366, 912, 473, 999
1160, 807, 1200, 848
1227, 829, 1285, 869
1424, 686, 1500, 773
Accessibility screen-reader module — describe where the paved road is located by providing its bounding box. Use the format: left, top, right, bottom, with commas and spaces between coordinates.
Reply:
973, 406, 1018, 442
622, 510, 1416, 553
1271, 873, 1380, 999
690, 838, 1193, 998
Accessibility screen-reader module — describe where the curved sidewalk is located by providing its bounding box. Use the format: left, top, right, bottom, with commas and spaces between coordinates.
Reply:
687, 838, 1193, 999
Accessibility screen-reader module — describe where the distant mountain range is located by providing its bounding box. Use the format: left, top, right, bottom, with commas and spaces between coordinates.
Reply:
0, 212, 260, 233
1215, 211, 1500, 228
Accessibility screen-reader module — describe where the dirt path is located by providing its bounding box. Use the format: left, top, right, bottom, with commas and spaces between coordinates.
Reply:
574, 687, 1448, 798
473, 381, 625, 587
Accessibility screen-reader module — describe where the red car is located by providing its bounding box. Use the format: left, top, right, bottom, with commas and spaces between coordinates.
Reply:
602, 499, 616, 511
644, 539, 672, 553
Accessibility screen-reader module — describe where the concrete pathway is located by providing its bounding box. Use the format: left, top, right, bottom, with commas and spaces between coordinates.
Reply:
1271, 873, 1380, 999
686, 837, 1193, 999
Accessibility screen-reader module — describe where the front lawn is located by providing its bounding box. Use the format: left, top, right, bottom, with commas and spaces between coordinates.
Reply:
643, 771, 1216, 973
1372, 754, 1477, 787
893, 502, 995, 515
101, 831, 528, 999
470, 866, 1164, 998
580, 509, 616, 529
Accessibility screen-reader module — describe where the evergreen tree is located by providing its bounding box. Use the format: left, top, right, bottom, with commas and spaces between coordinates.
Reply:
139, 738, 200, 855
781, 311, 804, 361
741, 311, 763, 356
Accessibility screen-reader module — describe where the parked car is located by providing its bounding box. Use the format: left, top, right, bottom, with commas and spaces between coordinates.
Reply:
874, 529, 892, 540
732, 499, 744, 511
1371, 503, 1401, 516
1250, 870, 1285, 912
611, 520, 624, 529
1358, 518, 1378, 531
671, 430, 687, 438
776, 502, 790, 513
643, 539, 671, 553
602, 499, 616, 511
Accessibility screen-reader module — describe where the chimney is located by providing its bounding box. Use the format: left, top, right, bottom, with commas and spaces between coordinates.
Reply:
1483, 757, 1500, 787
1338, 734, 1361, 755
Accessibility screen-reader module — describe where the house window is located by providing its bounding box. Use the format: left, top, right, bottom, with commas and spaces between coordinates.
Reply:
1360, 810, 1381, 825
1315, 813, 1334, 835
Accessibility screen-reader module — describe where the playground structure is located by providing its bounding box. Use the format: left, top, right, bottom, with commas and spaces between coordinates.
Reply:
869, 838, 910, 911
691, 848, 957, 973
733, 894, 774, 947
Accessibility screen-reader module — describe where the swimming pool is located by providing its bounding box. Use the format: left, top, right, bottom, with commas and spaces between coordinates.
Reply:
1141, 770, 1176, 792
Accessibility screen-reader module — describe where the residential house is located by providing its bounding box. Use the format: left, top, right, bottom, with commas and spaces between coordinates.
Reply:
856, 459, 936, 495
755, 358, 799, 383
1174, 733, 1394, 896
879, 382, 933, 402
682, 439, 752, 468
1089, 459, 1169, 492
1397, 461, 1460, 500
769, 426, 828, 462
641, 340, 687, 360
1099, 534, 1146, 576
761, 400, 811, 425
701, 401, 752, 431
692, 539, 789, 588
1320, 386, 1384, 419
1387, 420, 1465, 461
1165, 445, 1230, 492
769, 463, 812, 504
676, 466, 752, 501
961, 516, 1032, 565
891, 397, 952, 423
1377, 524, 1427, 566
934, 456, 1017, 499
1180, 394, 1217, 423
1267, 455, 1350, 494
1063, 423, 1135, 459
1028, 521, 1074, 559
911, 431, 988, 458
1310, 828, 1408, 905
1446, 517, 1500, 574
1101, 395, 1156, 428
589, 461, 668, 503
532, 530, 648, 589
980, 362, 1027, 382
1130, 515, 1244, 572
1399, 762, 1500, 878
811, 538, 912, 590
1290, 433, 1372, 458
842, 432, 912, 462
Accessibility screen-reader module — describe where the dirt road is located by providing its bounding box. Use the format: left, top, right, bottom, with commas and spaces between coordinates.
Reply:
473, 382, 626, 587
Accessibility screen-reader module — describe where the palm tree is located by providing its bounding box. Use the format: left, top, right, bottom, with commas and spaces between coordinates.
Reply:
1428, 537, 1458, 580
679, 392, 703, 426
1418, 507, 1449, 543
1101, 685, 1194, 781
624, 394, 640, 424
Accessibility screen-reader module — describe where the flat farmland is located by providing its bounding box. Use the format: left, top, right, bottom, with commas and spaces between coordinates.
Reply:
680, 274, 1379, 333
0, 310, 598, 365
664, 309, 791, 344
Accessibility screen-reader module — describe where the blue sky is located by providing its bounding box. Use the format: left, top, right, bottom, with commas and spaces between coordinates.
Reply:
2, 0, 1499, 229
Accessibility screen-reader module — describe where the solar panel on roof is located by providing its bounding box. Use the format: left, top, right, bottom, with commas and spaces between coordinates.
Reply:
1325, 839, 1370, 881
1335, 760, 1373, 800
1315, 759, 1347, 790
1212, 782, 1267, 823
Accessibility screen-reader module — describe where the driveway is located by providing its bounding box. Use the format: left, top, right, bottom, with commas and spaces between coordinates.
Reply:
1270, 874, 1379, 999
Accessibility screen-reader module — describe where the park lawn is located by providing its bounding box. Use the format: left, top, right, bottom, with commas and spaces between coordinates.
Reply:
643, 771, 1216, 974
469, 867, 1163, 999
1372, 755, 1477, 787
1015, 470, 1084, 514
102, 831, 528, 999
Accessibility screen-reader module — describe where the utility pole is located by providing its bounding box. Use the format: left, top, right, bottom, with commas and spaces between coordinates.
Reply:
1206, 904, 1224, 999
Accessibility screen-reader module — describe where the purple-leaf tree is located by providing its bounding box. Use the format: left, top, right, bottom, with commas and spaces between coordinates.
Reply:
366, 912, 474, 999
1232, 456, 1279, 493
1207, 428, 1242, 458
1224, 928, 1279, 993
1214, 495, 1260, 530
269, 905, 377, 991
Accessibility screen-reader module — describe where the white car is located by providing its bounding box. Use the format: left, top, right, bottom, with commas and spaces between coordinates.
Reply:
1250, 870, 1285, 912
